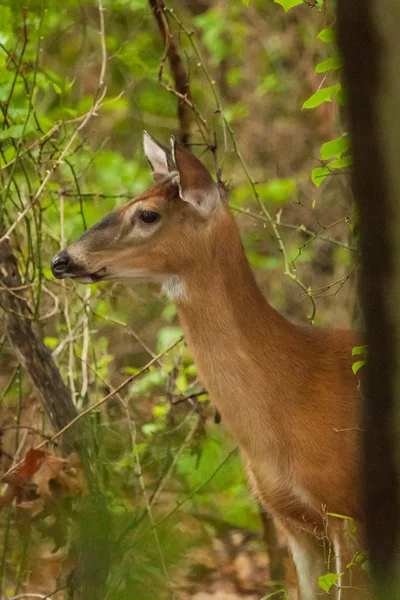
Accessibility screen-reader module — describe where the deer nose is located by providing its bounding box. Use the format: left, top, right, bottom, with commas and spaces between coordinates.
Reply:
51, 250, 72, 278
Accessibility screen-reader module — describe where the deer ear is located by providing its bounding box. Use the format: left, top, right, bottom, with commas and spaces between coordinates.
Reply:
170, 137, 220, 217
143, 131, 172, 181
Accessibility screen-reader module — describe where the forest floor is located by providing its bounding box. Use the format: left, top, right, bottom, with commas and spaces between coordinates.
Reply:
178, 531, 275, 600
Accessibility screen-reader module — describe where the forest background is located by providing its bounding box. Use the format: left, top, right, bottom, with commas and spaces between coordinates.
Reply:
0, 0, 357, 598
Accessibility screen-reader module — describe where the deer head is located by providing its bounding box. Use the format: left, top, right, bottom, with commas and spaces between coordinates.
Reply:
51, 133, 224, 297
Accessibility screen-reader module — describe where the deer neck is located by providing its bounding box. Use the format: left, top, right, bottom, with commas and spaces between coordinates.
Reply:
170, 210, 296, 446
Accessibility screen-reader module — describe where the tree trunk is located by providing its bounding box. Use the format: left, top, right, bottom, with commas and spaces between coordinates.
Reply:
0, 235, 81, 454
337, 2, 400, 596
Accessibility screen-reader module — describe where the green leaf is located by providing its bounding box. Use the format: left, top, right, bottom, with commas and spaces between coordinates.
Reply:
352, 360, 365, 375
352, 345, 368, 357
242, 0, 249, 5
44, 337, 58, 349
153, 403, 169, 418
274, 0, 303, 12
315, 55, 342, 73
318, 27, 335, 43
302, 84, 341, 109
311, 166, 330, 187
334, 85, 347, 106
65, 77, 76, 92
0, 123, 36, 141
320, 134, 349, 160
318, 572, 342, 592
328, 156, 352, 169
52, 81, 62, 95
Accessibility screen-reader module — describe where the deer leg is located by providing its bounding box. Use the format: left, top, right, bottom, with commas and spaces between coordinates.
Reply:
330, 520, 369, 600
280, 522, 337, 600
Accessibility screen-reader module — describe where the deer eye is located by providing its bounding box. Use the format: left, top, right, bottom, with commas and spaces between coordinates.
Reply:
139, 210, 160, 224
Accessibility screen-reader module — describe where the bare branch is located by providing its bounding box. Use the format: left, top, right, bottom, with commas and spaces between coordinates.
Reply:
149, 0, 192, 146
0, 235, 80, 453
0, 0, 109, 244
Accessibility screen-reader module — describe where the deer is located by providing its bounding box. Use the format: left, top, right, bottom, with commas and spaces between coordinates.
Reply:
51, 132, 367, 600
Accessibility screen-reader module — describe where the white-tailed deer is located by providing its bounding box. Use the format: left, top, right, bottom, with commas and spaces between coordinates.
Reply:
51, 133, 367, 599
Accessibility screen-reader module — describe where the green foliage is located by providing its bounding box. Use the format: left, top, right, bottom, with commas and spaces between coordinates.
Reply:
318, 27, 335, 43
311, 166, 330, 187
315, 54, 342, 73
318, 572, 342, 592
352, 345, 368, 375
311, 134, 352, 187
302, 83, 342, 109
320, 135, 349, 160
273, 0, 303, 12
177, 433, 259, 530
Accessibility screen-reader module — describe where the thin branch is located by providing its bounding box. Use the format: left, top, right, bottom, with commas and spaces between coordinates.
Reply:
135, 446, 238, 542
149, 413, 202, 508
120, 391, 175, 597
149, 0, 192, 145
98, 0, 107, 88
0, 235, 79, 454
0, 336, 184, 483
60, 194, 76, 402
0, 0, 109, 244
232, 206, 356, 251
0, 425, 53, 441
79, 287, 91, 402
80, 360, 176, 598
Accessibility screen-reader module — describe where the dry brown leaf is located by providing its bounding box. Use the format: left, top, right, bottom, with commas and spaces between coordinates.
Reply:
0, 483, 17, 511
27, 542, 76, 596
0, 449, 86, 512
17, 497, 45, 518
32, 453, 85, 499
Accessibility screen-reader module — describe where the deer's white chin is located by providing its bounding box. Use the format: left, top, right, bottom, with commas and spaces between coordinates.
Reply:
162, 276, 187, 301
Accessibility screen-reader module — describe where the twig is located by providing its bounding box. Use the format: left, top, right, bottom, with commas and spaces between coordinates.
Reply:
38, 285, 60, 321
0, 235, 79, 453
0, 336, 184, 482
79, 358, 176, 598
6, 594, 47, 599
171, 389, 207, 405
0, 1, 44, 222
135, 446, 238, 541
79, 287, 91, 401
232, 206, 355, 251
60, 194, 76, 403
120, 392, 175, 598
0, 425, 53, 441
98, 0, 107, 88
0, 0, 109, 244
165, 7, 227, 157
51, 316, 86, 358
303, 264, 358, 295
149, 413, 202, 507
149, 0, 192, 146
